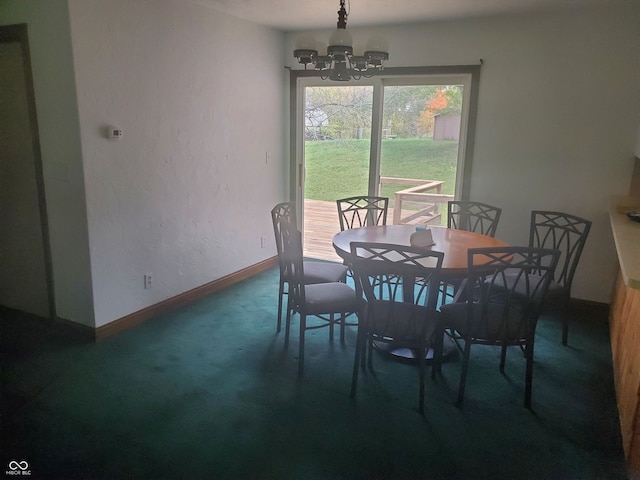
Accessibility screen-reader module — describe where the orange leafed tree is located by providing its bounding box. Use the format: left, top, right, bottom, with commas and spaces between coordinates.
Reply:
426, 89, 449, 111
418, 89, 448, 137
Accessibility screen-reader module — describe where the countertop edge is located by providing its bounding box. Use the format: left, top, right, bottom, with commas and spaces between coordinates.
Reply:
609, 196, 640, 290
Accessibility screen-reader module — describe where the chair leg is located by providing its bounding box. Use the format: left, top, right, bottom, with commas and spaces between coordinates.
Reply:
457, 340, 472, 407
329, 313, 335, 342
298, 314, 306, 376
559, 296, 570, 346
431, 328, 444, 378
418, 345, 426, 415
276, 280, 285, 333
562, 315, 569, 346
351, 325, 364, 398
367, 337, 374, 369
284, 299, 293, 349
340, 314, 346, 344
499, 345, 507, 373
524, 341, 535, 409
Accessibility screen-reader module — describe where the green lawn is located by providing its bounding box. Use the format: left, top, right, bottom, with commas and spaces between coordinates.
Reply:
304, 138, 459, 201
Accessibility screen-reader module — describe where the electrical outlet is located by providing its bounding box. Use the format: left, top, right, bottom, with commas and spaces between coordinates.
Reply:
144, 274, 152, 289
260, 236, 267, 248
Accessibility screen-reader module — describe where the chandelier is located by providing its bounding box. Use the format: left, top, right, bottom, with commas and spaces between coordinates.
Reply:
293, 0, 389, 81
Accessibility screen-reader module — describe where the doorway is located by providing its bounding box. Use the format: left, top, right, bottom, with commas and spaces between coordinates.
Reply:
0, 24, 55, 319
295, 69, 478, 261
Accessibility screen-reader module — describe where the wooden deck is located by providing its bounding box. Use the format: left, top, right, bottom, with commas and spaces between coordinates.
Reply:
303, 179, 453, 261
302, 199, 414, 262
304, 194, 453, 262
303, 199, 343, 262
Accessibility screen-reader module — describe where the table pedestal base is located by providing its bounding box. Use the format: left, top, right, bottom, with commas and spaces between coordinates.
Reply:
373, 335, 458, 362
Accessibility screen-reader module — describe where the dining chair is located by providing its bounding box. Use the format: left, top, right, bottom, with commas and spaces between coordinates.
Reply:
336, 196, 389, 231
349, 241, 444, 414
279, 219, 361, 376
447, 200, 502, 237
434, 246, 560, 408
528, 211, 591, 345
443, 200, 503, 311
271, 202, 349, 338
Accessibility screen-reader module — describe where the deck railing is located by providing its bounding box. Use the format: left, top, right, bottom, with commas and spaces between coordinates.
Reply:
379, 177, 454, 226
303, 178, 454, 261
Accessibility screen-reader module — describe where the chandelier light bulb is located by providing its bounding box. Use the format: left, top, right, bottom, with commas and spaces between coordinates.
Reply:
365, 36, 388, 53
295, 34, 317, 51
329, 28, 353, 48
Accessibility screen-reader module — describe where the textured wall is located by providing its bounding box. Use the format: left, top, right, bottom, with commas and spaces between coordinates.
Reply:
68, 0, 286, 327
4, 2, 636, 327
287, 6, 640, 303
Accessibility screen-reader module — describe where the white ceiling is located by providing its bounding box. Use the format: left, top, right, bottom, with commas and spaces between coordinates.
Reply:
185, 0, 629, 31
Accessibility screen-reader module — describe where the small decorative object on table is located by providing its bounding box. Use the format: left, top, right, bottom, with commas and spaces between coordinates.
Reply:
410, 228, 435, 247
627, 210, 640, 223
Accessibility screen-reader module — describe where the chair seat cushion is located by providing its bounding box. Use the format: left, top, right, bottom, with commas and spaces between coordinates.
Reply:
487, 273, 567, 307
303, 282, 360, 315
440, 302, 528, 342
303, 261, 349, 284
367, 300, 437, 346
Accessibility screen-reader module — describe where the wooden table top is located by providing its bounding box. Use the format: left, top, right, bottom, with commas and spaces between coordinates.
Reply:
332, 224, 509, 274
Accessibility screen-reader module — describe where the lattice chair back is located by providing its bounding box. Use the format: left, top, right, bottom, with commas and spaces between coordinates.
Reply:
336, 196, 389, 231
529, 211, 591, 290
468, 247, 561, 344
447, 201, 502, 237
271, 201, 295, 264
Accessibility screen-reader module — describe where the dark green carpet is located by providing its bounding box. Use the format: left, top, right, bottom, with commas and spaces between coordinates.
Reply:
1, 267, 628, 479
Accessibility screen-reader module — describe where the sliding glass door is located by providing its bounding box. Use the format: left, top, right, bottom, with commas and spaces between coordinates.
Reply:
293, 70, 477, 261
379, 81, 467, 227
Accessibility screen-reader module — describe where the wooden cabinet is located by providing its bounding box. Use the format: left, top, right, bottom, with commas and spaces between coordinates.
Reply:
609, 272, 640, 474
609, 196, 640, 478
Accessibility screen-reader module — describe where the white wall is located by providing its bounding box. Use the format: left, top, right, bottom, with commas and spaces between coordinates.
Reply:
287, 6, 640, 303
3, 2, 636, 328
67, 0, 287, 327
0, 1, 95, 326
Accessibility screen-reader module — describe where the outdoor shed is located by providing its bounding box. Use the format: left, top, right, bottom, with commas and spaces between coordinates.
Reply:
433, 113, 461, 141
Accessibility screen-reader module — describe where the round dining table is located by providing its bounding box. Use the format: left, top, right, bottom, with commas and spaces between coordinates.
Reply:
332, 224, 510, 361
332, 224, 509, 275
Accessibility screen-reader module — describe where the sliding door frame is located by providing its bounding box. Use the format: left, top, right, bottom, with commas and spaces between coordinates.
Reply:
289, 65, 482, 224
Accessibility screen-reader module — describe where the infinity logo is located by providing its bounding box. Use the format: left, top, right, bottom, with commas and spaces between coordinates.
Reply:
8, 461, 28, 471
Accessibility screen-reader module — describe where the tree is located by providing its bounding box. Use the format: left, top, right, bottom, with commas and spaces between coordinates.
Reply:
304, 84, 463, 141
305, 86, 372, 140
382, 85, 439, 138
417, 86, 463, 137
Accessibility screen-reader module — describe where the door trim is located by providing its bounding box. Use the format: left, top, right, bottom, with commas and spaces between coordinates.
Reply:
0, 24, 56, 319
